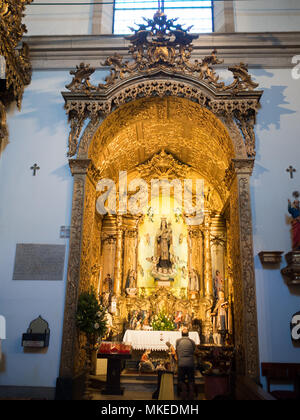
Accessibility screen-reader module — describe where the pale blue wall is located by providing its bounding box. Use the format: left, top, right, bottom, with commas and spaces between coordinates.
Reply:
0, 71, 72, 388
251, 69, 300, 385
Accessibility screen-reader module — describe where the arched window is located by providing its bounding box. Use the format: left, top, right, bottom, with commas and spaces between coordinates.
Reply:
113, 0, 214, 34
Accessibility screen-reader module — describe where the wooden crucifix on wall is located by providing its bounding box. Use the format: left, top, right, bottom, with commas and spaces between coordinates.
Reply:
30, 163, 40, 176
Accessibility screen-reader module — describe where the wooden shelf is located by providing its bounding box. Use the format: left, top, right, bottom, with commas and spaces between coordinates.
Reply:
258, 251, 283, 265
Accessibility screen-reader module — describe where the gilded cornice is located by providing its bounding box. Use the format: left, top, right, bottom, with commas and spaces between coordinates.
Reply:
25, 32, 300, 71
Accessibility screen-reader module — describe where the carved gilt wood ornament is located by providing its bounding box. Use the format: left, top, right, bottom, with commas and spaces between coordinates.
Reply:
63, 11, 262, 160
60, 10, 263, 384
0, 0, 32, 152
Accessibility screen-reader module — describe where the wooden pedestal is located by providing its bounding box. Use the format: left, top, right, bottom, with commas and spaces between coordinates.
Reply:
97, 353, 131, 395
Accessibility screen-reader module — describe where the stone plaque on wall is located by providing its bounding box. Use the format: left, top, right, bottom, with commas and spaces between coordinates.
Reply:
13, 244, 66, 281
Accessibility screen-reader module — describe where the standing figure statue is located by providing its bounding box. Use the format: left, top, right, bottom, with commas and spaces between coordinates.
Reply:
214, 270, 224, 298
155, 218, 174, 271
125, 269, 137, 297
288, 192, 300, 250
102, 273, 113, 309
188, 269, 200, 292
211, 290, 228, 346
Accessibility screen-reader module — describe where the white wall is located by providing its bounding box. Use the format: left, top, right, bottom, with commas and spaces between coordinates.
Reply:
251, 68, 300, 383
0, 71, 73, 389
24, 0, 94, 36
234, 0, 300, 32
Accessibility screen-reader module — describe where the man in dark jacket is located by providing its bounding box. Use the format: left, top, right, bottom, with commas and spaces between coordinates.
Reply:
176, 327, 196, 399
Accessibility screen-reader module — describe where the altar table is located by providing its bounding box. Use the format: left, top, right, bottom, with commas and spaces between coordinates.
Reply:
123, 330, 200, 351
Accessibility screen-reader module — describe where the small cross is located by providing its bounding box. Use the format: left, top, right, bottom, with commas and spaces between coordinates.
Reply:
30, 163, 40, 176
286, 165, 296, 179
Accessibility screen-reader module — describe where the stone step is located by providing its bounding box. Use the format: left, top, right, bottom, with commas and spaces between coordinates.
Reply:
90, 373, 205, 394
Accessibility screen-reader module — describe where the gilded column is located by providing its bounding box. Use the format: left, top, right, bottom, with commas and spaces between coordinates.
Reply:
230, 158, 259, 380
59, 158, 91, 379
203, 213, 213, 300
123, 227, 138, 291
114, 215, 124, 296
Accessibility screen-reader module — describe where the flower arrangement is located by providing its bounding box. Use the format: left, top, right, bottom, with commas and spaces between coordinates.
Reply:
152, 312, 175, 331
76, 287, 108, 342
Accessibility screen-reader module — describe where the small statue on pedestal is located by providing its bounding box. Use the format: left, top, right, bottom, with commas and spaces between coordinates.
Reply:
211, 290, 228, 346
281, 193, 300, 285
188, 269, 200, 298
125, 269, 137, 297
102, 273, 113, 309
129, 311, 136, 330
288, 192, 300, 250
214, 270, 224, 299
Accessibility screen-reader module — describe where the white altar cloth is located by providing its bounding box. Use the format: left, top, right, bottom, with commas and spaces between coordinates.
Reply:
123, 330, 200, 351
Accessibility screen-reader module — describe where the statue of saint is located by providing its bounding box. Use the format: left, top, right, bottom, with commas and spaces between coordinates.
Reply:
155, 218, 174, 270
129, 310, 139, 330
102, 273, 113, 308
288, 193, 300, 250
103, 273, 113, 294
125, 269, 137, 296
214, 270, 224, 298
211, 290, 228, 346
188, 269, 200, 292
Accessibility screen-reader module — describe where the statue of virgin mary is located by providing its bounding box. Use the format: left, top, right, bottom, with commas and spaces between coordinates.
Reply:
154, 218, 174, 270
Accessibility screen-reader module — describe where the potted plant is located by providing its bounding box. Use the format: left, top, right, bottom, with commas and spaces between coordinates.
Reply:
76, 287, 108, 399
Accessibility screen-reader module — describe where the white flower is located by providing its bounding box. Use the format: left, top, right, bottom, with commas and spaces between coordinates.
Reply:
94, 323, 100, 329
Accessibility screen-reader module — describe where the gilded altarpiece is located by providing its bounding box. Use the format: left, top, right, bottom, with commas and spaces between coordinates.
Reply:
58, 11, 263, 390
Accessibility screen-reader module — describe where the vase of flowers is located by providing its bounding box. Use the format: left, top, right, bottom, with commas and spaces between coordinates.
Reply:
152, 312, 175, 331
76, 287, 108, 399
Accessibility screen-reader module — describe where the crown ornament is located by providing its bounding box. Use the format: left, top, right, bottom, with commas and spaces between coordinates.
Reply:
66, 10, 259, 94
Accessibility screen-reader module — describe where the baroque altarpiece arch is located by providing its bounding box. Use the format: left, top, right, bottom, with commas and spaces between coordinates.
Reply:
58, 11, 263, 389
